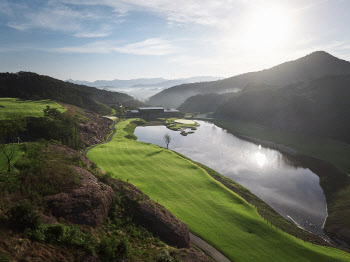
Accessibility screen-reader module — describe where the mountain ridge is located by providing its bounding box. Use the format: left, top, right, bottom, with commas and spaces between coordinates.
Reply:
148, 51, 350, 108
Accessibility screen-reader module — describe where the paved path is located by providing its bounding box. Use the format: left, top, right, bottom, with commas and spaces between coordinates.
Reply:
83, 122, 117, 155
190, 233, 232, 262
83, 121, 232, 262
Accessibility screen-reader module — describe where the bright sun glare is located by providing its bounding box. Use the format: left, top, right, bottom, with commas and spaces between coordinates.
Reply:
254, 151, 267, 168
240, 6, 292, 50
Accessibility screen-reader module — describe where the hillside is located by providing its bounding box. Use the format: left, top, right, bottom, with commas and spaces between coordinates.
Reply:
214, 75, 350, 143
0, 72, 143, 115
148, 51, 350, 108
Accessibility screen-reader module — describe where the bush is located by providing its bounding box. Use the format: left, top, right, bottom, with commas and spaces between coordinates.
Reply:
0, 253, 10, 262
156, 250, 173, 262
98, 235, 130, 261
9, 201, 41, 231
45, 224, 65, 244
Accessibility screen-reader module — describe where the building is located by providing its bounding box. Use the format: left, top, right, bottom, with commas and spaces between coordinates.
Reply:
126, 107, 182, 119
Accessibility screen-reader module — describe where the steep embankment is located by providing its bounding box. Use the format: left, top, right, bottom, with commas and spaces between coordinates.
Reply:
87, 119, 350, 262
148, 51, 350, 108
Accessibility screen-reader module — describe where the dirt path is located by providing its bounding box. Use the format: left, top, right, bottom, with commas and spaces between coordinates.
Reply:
83, 121, 232, 262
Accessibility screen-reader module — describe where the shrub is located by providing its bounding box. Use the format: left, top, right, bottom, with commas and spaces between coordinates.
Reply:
156, 250, 173, 262
9, 201, 41, 231
98, 235, 130, 261
45, 224, 65, 244
0, 253, 10, 262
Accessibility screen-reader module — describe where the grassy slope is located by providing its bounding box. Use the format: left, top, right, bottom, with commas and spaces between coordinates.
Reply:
0, 98, 65, 120
213, 120, 350, 242
87, 119, 350, 262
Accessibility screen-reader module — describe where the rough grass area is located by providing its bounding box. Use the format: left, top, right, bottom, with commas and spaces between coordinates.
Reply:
161, 118, 199, 131
0, 98, 66, 120
0, 144, 25, 173
87, 119, 350, 262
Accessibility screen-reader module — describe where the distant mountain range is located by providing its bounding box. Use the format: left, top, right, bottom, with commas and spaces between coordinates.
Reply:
67, 76, 223, 102
67, 76, 223, 88
176, 51, 350, 143
148, 51, 350, 108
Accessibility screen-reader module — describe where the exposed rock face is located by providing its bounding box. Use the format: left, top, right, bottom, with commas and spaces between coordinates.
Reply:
110, 180, 191, 248
77, 111, 112, 147
44, 167, 115, 226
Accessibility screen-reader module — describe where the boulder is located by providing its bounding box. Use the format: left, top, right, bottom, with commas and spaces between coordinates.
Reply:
44, 167, 115, 226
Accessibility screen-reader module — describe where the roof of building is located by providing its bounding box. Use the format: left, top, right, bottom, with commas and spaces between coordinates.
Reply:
130, 110, 139, 113
138, 107, 165, 110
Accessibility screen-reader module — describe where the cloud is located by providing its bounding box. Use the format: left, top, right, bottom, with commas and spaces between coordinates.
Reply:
53, 38, 179, 55
1, 0, 118, 37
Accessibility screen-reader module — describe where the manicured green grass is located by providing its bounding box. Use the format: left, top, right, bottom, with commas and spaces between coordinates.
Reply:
87, 120, 350, 262
0, 98, 65, 120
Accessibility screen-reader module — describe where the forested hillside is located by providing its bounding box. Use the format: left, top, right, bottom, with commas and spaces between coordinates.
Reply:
148, 51, 350, 108
0, 72, 143, 115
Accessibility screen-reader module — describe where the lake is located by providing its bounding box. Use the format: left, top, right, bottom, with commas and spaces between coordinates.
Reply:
134, 120, 328, 237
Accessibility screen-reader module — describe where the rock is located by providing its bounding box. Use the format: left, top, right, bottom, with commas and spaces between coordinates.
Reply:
110, 180, 191, 248
44, 167, 115, 226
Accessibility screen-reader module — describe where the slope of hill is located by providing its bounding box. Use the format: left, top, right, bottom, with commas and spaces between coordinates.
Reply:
0, 72, 143, 115
215, 75, 350, 143
148, 51, 350, 108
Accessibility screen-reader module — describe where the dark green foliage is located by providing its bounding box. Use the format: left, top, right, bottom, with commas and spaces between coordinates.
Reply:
25, 224, 97, 252
98, 235, 130, 261
0, 253, 10, 262
9, 201, 41, 231
25, 106, 83, 149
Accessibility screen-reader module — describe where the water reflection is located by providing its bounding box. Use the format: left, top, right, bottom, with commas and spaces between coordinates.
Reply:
134, 121, 327, 237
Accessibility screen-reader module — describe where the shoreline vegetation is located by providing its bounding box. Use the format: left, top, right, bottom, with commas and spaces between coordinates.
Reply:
212, 119, 350, 248
87, 118, 350, 262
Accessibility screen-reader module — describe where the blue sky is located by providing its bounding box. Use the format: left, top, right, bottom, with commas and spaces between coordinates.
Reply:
1, 0, 350, 81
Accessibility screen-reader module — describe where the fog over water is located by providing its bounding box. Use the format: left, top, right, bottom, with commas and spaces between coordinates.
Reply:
134, 121, 327, 236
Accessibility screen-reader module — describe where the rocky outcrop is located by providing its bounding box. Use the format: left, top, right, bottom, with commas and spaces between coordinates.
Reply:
44, 167, 115, 226
109, 179, 191, 248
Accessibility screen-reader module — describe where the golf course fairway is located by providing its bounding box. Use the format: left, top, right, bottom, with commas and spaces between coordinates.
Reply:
87, 119, 350, 262
0, 98, 65, 120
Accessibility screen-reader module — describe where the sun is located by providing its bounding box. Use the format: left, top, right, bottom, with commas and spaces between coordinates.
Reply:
239, 6, 293, 50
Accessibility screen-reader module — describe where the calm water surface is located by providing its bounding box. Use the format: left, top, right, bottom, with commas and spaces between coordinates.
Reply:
134, 121, 328, 237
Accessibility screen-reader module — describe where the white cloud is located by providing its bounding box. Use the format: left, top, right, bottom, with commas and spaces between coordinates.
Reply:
53, 38, 178, 55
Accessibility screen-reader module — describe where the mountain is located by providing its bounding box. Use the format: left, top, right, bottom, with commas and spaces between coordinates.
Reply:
214, 75, 350, 143
148, 51, 350, 108
67, 78, 167, 88
68, 76, 223, 102
132, 76, 224, 88
0, 72, 143, 115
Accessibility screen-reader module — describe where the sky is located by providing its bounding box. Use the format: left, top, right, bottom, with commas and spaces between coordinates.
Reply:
0, 0, 350, 81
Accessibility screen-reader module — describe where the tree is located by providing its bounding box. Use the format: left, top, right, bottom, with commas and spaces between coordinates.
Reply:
0, 118, 26, 173
163, 133, 172, 149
